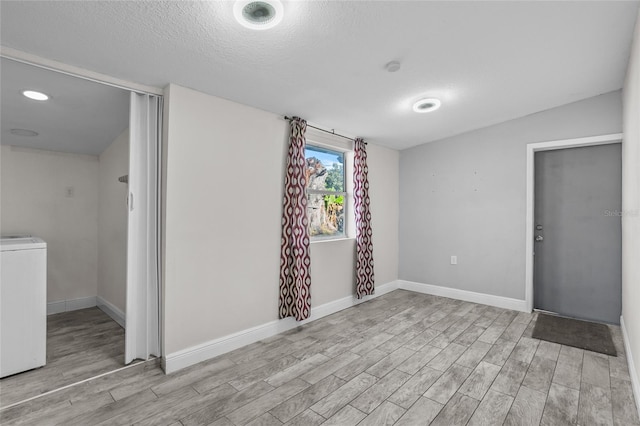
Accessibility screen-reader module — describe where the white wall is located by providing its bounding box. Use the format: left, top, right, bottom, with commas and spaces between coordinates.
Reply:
0, 145, 99, 303
399, 91, 622, 300
622, 8, 640, 405
366, 143, 400, 286
97, 129, 129, 313
163, 84, 399, 356
307, 141, 399, 307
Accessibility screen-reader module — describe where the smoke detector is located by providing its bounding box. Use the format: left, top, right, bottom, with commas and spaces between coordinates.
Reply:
413, 98, 441, 113
385, 61, 401, 73
234, 0, 284, 30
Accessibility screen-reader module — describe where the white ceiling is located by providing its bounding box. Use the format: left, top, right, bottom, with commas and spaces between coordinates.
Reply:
1, 58, 129, 156
1, 1, 638, 150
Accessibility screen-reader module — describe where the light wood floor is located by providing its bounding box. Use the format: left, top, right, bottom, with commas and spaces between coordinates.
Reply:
1, 290, 639, 425
0, 307, 126, 408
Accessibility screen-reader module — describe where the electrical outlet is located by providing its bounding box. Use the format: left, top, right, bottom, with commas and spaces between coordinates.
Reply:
450, 255, 457, 265
65, 186, 75, 198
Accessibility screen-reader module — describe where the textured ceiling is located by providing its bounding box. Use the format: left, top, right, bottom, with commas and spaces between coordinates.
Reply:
1, 1, 638, 150
1, 58, 129, 156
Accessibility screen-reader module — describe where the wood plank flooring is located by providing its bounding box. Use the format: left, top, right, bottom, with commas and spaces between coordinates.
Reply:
0, 307, 127, 408
1, 290, 638, 425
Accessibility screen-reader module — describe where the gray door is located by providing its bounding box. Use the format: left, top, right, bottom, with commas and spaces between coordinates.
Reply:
534, 144, 622, 324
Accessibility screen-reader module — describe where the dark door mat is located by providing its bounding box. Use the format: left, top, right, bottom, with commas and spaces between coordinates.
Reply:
532, 313, 617, 356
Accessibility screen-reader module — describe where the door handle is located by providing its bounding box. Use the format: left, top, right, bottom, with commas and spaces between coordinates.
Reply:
535, 235, 543, 242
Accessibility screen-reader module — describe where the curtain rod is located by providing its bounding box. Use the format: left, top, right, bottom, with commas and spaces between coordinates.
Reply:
283, 116, 366, 144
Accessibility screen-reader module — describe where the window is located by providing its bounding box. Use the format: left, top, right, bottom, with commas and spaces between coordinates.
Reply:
305, 145, 346, 240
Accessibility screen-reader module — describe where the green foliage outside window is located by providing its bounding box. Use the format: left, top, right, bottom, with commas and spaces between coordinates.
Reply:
324, 163, 344, 192
305, 146, 346, 238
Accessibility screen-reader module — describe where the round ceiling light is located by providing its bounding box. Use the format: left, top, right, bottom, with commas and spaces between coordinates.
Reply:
22, 90, 49, 101
10, 128, 39, 137
412, 98, 441, 113
234, 0, 283, 30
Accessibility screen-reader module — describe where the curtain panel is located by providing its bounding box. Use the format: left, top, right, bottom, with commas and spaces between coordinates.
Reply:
354, 138, 375, 298
279, 117, 312, 321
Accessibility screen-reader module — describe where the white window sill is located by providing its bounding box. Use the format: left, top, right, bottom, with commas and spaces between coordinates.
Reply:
310, 237, 356, 244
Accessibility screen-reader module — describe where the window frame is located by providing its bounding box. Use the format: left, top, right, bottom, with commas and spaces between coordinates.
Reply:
305, 143, 348, 242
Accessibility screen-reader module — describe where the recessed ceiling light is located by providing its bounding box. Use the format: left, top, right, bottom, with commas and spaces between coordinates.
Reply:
10, 128, 39, 137
413, 98, 441, 113
234, 0, 283, 30
22, 90, 49, 101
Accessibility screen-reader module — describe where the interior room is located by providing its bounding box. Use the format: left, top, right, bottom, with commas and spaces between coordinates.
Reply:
0, 58, 132, 405
0, 1, 639, 425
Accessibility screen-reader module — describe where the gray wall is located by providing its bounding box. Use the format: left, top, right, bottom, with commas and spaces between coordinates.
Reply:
399, 91, 622, 300
0, 145, 99, 304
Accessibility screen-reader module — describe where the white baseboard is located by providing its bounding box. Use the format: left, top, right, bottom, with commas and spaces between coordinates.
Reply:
47, 296, 97, 315
162, 280, 399, 374
96, 296, 126, 329
48, 296, 126, 329
397, 280, 528, 312
162, 279, 531, 374
620, 315, 640, 421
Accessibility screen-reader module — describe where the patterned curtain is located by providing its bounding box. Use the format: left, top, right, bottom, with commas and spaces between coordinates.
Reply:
279, 117, 312, 321
354, 138, 375, 298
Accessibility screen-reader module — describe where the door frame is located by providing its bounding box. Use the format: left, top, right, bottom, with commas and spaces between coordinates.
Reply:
0, 46, 162, 95
525, 133, 623, 312
1, 48, 164, 360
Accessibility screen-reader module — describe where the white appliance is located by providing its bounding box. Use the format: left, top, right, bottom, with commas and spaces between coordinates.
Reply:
0, 236, 47, 378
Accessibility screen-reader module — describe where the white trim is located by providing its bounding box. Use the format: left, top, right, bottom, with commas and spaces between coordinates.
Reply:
305, 127, 354, 152
621, 315, 640, 421
96, 296, 126, 329
310, 237, 356, 245
0, 46, 163, 96
47, 296, 96, 315
524, 133, 623, 312
162, 281, 399, 374
397, 280, 528, 312
162, 278, 539, 374
47, 301, 67, 315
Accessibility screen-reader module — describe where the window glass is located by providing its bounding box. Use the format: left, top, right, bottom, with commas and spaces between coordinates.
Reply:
305, 145, 346, 239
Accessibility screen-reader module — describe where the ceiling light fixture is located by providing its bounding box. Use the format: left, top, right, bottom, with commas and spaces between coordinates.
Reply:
22, 90, 49, 101
412, 98, 441, 113
234, 0, 283, 30
10, 128, 39, 137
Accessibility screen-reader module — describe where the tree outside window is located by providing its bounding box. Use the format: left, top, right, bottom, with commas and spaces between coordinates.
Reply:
305, 145, 346, 239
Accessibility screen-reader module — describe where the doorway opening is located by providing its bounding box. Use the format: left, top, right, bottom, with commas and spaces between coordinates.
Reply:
0, 57, 161, 408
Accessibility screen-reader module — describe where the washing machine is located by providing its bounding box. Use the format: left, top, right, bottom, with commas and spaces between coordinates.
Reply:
0, 236, 47, 378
